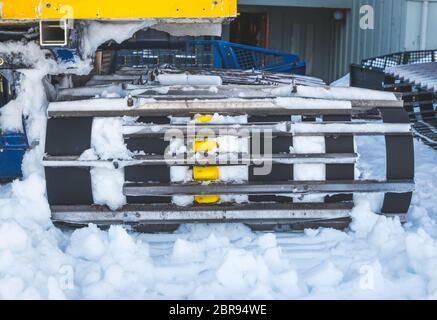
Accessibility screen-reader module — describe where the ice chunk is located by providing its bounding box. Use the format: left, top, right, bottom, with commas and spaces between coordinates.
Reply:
67, 225, 107, 261
91, 167, 126, 210
170, 166, 192, 183
172, 196, 194, 207
219, 166, 248, 183
91, 117, 132, 160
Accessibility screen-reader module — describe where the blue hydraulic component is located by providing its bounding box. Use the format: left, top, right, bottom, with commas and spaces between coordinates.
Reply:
0, 131, 27, 182
50, 47, 78, 63
190, 40, 306, 74
114, 40, 306, 74
0, 71, 28, 182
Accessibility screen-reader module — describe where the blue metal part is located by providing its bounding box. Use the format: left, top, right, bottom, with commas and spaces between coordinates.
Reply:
0, 131, 27, 181
115, 40, 306, 74
0, 71, 28, 182
190, 40, 306, 74
51, 48, 78, 63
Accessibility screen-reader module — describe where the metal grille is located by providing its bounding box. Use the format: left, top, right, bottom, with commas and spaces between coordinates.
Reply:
362, 50, 437, 70
115, 45, 214, 69
232, 47, 286, 70
114, 40, 305, 74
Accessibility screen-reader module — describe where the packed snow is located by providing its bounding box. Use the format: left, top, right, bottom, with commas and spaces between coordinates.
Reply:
1, 137, 436, 299
80, 21, 222, 59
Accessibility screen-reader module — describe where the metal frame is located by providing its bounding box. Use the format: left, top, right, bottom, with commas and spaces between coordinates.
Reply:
43, 79, 414, 228
51, 202, 354, 226
123, 181, 414, 196
190, 40, 306, 74
113, 40, 306, 74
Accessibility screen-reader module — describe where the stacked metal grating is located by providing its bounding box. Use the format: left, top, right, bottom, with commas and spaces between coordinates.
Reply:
384, 62, 437, 149
351, 50, 437, 150
112, 40, 306, 75
42, 70, 414, 231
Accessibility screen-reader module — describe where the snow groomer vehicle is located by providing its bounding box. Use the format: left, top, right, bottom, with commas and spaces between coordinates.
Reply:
0, 0, 414, 231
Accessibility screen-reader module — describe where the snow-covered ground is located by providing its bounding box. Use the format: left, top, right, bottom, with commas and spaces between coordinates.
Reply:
0, 136, 435, 299
1, 29, 436, 299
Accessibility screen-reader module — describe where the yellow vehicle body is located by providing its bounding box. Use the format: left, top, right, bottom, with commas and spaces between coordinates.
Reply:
0, 0, 237, 19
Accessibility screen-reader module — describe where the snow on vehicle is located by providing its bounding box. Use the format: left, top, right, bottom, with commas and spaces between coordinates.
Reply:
0, 0, 415, 231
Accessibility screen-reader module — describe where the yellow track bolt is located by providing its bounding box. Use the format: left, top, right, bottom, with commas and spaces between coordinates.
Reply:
193, 167, 220, 204
194, 195, 221, 204
192, 114, 220, 205
193, 166, 219, 181
194, 114, 214, 123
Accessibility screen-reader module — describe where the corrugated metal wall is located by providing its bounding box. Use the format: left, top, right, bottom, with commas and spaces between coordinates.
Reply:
234, 5, 340, 82
328, 0, 410, 81
344, 0, 407, 65
404, 0, 437, 50
229, 1, 437, 82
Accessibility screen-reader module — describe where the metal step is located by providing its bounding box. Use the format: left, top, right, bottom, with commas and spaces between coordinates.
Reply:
413, 121, 437, 149
43, 153, 358, 167
49, 84, 403, 118
123, 122, 411, 137
50, 203, 407, 230
48, 97, 352, 117
123, 180, 415, 197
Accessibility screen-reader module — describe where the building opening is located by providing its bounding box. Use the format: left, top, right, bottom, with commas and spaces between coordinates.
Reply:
230, 12, 269, 48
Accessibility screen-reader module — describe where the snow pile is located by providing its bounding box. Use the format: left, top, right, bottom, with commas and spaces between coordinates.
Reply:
80, 21, 222, 59
90, 117, 132, 160
0, 42, 90, 140
77, 117, 132, 209
295, 85, 397, 101
80, 21, 157, 58
0, 138, 437, 299
90, 168, 126, 210
0, 69, 47, 137
331, 73, 350, 87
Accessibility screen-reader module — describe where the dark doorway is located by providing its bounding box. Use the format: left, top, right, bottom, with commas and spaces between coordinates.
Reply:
230, 12, 269, 48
